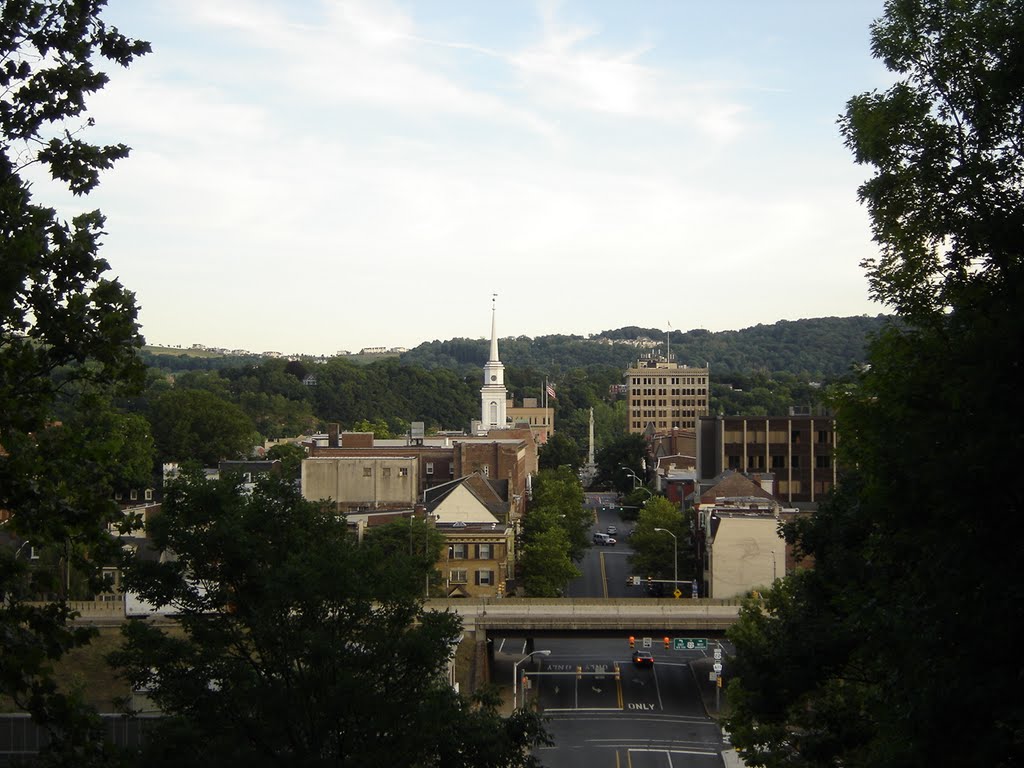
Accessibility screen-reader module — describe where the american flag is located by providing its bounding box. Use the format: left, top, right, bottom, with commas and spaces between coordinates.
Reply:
546, 383, 556, 400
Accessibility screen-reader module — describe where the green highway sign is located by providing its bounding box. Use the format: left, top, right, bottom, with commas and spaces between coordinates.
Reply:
673, 637, 708, 651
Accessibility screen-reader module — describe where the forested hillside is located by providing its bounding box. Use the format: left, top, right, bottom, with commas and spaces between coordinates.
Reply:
400, 315, 890, 376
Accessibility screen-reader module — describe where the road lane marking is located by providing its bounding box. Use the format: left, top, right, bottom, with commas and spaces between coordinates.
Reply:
599, 551, 609, 598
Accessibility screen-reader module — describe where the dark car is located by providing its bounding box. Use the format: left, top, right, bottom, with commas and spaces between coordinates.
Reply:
632, 650, 654, 667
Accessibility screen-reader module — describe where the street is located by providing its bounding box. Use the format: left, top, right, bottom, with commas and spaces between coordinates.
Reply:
494, 636, 727, 767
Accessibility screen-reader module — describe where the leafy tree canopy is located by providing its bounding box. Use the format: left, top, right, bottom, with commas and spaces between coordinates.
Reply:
726, 2, 1024, 766
0, 1, 149, 759
114, 474, 549, 767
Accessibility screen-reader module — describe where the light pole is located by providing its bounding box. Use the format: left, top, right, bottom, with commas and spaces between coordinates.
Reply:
513, 649, 551, 708
653, 528, 678, 595
619, 465, 642, 489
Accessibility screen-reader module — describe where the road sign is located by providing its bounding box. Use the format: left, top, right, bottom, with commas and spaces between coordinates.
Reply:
713, 662, 723, 673
713, 647, 722, 660
642, 637, 652, 648
672, 637, 708, 650
673, 588, 682, 598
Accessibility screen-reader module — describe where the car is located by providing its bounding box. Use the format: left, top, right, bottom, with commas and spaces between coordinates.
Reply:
592, 532, 616, 546
632, 650, 654, 667
606, 525, 618, 535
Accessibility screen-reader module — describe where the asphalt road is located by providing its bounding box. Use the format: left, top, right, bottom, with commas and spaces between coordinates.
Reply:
494, 636, 728, 767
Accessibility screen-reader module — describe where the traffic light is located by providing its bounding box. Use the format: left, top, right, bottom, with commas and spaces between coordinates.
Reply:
647, 575, 653, 588
497, 581, 504, 597
664, 636, 670, 649
628, 636, 635, 648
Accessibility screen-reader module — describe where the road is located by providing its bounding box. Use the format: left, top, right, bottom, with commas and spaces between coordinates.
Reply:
494, 636, 727, 767
568, 493, 646, 599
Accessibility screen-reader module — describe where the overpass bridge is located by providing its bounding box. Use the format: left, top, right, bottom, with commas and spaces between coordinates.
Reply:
424, 597, 743, 635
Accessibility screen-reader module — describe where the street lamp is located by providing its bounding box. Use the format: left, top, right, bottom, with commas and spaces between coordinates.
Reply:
513, 649, 551, 708
653, 528, 678, 595
619, 465, 642, 489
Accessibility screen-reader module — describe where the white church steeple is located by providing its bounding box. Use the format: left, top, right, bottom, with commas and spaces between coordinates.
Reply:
480, 294, 508, 431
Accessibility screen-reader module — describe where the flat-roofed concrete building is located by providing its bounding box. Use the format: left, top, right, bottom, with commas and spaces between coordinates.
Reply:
698, 411, 838, 504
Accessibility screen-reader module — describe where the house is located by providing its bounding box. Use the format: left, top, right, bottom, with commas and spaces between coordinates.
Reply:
424, 474, 515, 598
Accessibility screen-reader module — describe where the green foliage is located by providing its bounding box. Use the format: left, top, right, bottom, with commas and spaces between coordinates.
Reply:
594, 434, 647, 492
113, 474, 549, 766
264, 442, 306, 480
0, 1, 149, 760
362, 515, 445, 598
537, 431, 582, 471
147, 388, 259, 466
519, 468, 588, 595
726, 2, 1024, 765
519, 526, 580, 598
626, 498, 691, 583
401, 317, 889, 378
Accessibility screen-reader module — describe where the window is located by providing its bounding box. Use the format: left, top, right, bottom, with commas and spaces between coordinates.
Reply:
382, 467, 392, 479
426, 462, 434, 475
398, 467, 408, 478
816, 454, 832, 469
817, 430, 830, 444
476, 570, 494, 586
363, 467, 373, 477
728, 455, 741, 470
144, 489, 153, 501
130, 489, 138, 501
478, 543, 492, 560
451, 543, 467, 559
450, 569, 468, 584
771, 455, 786, 470
791, 430, 802, 444
791, 455, 801, 469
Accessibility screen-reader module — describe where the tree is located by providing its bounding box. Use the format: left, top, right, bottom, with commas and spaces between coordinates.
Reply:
0, 1, 149, 760
726, 2, 1024, 766
537, 432, 581, 471
519, 526, 580, 598
113, 474, 549, 767
525, 467, 591, 562
148, 388, 259, 466
594, 433, 647, 492
265, 442, 307, 480
361, 515, 446, 598
626, 497, 690, 586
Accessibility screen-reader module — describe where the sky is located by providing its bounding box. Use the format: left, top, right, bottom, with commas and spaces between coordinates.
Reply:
39, 0, 893, 356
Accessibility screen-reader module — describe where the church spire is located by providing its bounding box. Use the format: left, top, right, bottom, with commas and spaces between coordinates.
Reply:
479, 294, 507, 432
489, 293, 499, 362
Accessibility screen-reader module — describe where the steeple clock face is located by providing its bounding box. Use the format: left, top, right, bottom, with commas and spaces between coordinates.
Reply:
491, 375, 497, 381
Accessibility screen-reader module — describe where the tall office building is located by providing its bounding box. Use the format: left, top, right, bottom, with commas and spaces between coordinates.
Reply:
625, 354, 709, 434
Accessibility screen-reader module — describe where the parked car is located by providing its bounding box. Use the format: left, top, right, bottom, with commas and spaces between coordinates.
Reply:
632, 650, 654, 667
606, 525, 618, 535
592, 532, 617, 546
